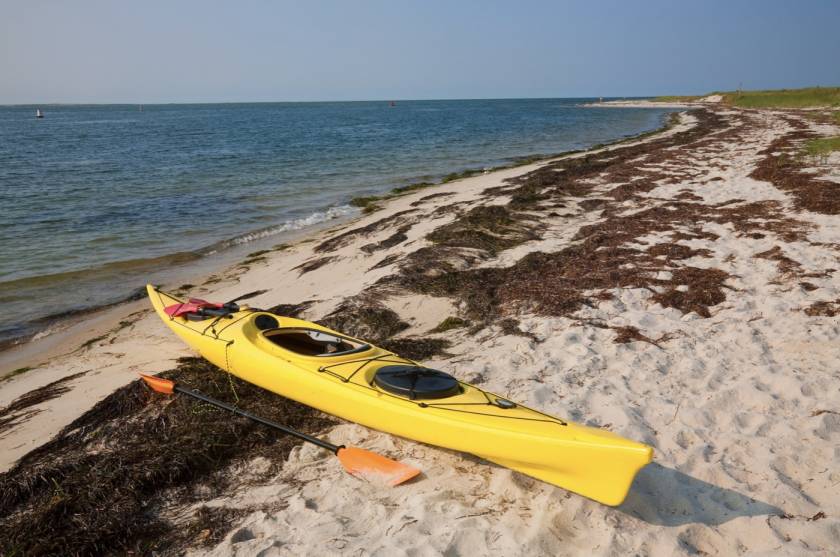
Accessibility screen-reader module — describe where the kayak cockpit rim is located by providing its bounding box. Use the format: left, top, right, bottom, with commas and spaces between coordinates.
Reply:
261, 326, 372, 358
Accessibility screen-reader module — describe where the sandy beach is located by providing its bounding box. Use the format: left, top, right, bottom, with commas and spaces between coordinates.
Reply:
2, 104, 839, 555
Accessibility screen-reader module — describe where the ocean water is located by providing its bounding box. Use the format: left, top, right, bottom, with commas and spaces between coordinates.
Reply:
0, 99, 674, 344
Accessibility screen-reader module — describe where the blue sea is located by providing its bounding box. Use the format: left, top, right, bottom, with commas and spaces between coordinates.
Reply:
0, 99, 674, 344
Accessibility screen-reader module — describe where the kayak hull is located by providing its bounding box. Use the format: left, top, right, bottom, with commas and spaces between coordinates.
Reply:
148, 285, 652, 505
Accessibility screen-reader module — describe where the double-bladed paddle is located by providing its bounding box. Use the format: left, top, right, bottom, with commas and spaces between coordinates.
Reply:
139, 374, 420, 486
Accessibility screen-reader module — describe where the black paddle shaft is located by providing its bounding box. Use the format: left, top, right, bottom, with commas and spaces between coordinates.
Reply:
173, 385, 341, 453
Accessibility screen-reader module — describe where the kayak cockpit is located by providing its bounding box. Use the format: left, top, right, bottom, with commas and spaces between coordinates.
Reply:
263, 327, 371, 357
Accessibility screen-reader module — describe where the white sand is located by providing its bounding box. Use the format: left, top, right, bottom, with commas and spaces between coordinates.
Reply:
584, 95, 722, 108
2, 108, 839, 555
582, 100, 696, 109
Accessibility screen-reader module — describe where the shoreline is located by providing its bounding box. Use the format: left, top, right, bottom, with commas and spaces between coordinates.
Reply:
0, 208, 358, 356
3, 102, 839, 554
6, 99, 677, 354
0, 108, 690, 467
0, 214, 356, 377
0, 109, 678, 363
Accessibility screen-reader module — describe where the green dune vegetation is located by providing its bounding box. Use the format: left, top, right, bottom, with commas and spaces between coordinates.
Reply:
656, 86, 840, 108
725, 87, 840, 108
805, 136, 840, 157
655, 88, 840, 159
652, 95, 703, 103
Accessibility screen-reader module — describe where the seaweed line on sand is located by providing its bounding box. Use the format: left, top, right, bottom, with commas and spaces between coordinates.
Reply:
0, 371, 89, 438
365, 109, 812, 335
0, 358, 335, 556
749, 118, 840, 215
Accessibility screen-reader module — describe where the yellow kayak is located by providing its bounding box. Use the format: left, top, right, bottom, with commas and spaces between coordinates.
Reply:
147, 285, 652, 505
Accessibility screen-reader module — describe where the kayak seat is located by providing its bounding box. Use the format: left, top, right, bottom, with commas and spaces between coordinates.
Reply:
263, 327, 371, 357
373, 365, 461, 400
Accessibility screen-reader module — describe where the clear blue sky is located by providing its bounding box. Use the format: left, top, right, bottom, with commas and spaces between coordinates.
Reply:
2, 0, 839, 104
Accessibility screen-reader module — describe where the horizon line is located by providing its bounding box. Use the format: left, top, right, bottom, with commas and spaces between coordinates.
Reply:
7, 84, 837, 107
0, 95, 660, 107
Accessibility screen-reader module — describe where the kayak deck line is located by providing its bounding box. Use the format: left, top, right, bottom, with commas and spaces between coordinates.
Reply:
146, 284, 653, 506
316, 352, 568, 425
263, 346, 567, 428
151, 287, 255, 342
317, 352, 419, 382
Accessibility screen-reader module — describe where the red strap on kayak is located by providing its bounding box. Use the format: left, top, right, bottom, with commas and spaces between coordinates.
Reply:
164, 299, 223, 317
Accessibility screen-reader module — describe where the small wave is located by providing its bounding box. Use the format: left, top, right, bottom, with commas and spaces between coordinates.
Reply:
31, 321, 68, 342
1, 205, 354, 295
207, 205, 355, 252
71, 119, 140, 125
0, 204, 358, 349
0, 252, 203, 292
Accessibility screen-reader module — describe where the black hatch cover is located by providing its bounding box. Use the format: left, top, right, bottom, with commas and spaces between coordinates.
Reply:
373, 365, 461, 400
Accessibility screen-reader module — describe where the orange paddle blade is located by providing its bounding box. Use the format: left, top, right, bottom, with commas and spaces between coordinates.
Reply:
139, 374, 175, 395
336, 447, 421, 486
